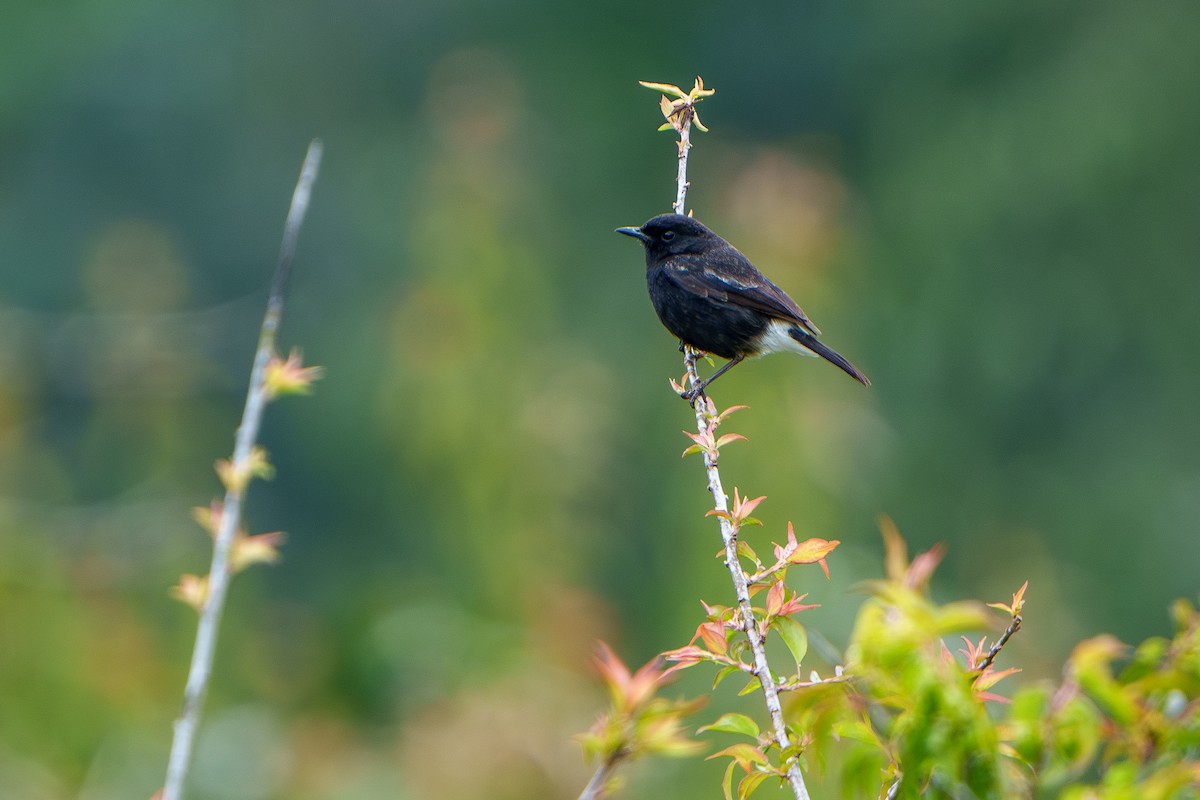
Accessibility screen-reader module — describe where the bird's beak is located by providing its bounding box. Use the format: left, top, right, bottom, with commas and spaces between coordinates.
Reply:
615, 226, 650, 243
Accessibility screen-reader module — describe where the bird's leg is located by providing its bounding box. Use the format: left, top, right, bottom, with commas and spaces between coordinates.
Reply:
678, 339, 687, 353
681, 354, 745, 403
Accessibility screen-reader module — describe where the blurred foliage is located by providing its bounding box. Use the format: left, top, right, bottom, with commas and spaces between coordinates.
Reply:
593, 520, 1200, 798
788, 533, 1200, 799
2, 1, 1199, 798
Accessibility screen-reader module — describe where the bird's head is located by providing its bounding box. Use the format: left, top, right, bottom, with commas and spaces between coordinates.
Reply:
615, 213, 719, 258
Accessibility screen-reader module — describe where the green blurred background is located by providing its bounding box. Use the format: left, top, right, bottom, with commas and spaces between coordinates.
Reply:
2, 2, 1198, 798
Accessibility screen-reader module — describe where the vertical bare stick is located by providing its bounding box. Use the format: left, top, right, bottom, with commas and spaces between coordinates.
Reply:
650, 78, 811, 800
672, 106, 692, 215
161, 139, 323, 800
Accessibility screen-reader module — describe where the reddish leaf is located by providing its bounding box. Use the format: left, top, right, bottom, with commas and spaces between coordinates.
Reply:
974, 666, 1021, 692
776, 592, 818, 618
765, 581, 786, 618
715, 404, 749, 423
788, 536, 840, 566
715, 433, 748, 449
662, 645, 711, 665
697, 620, 729, 655
907, 543, 946, 590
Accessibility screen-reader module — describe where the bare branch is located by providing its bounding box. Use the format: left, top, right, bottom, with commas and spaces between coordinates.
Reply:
161, 139, 323, 800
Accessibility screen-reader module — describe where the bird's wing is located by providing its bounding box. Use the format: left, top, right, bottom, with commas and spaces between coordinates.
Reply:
666, 250, 822, 336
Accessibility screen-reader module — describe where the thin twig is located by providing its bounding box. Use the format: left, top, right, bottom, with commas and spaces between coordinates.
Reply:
976, 614, 1022, 674
672, 105, 693, 215
161, 139, 323, 800
578, 750, 627, 800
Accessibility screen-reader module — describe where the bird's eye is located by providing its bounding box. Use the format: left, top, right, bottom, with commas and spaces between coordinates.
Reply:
661, 231, 676, 241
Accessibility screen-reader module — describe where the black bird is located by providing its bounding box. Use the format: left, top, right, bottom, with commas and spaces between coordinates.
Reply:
616, 213, 869, 399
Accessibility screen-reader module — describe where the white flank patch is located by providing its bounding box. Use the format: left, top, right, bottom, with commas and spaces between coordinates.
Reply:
756, 319, 818, 358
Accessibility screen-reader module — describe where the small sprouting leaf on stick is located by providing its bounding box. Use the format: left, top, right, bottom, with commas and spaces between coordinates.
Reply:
170, 574, 210, 612
639, 81, 690, 99
682, 429, 711, 458
191, 501, 223, 535
639, 77, 715, 102
710, 488, 765, 527
716, 432, 748, 449
230, 531, 286, 572
714, 404, 749, 425
264, 347, 323, 399
987, 580, 1029, 617
658, 95, 678, 132
690, 75, 715, 99
639, 76, 716, 135
765, 582, 819, 621
215, 446, 275, 494
682, 426, 747, 460
960, 635, 989, 669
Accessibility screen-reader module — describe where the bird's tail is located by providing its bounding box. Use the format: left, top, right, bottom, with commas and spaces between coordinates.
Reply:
789, 328, 871, 386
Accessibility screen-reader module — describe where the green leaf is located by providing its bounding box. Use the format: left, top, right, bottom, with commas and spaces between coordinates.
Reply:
638, 80, 687, 98
707, 743, 770, 769
774, 617, 808, 670
735, 540, 759, 563
738, 677, 765, 696
699, 713, 760, 738
738, 772, 768, 800
713, 664, 741, 690
721, 759, 737, 800
831, 719, 882, 747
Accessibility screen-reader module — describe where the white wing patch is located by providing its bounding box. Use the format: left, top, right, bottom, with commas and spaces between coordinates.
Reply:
702, 267, 756, 290
755, 319, 818, 358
